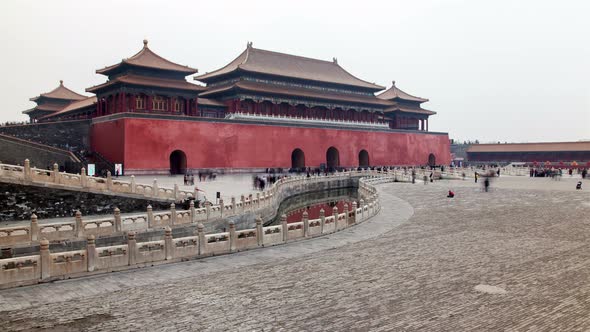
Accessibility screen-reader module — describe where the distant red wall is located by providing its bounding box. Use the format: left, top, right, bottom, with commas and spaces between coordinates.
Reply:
91, 118, 450, 173
90, 119, 125, 163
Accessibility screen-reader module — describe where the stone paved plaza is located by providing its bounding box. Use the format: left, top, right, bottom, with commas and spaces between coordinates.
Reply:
1, 176, 589, 331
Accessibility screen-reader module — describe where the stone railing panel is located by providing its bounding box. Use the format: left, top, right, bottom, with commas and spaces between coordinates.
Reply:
205, 233, 230, 256
135, 240, 166, 264
121, 214, 149, 232
0, 255, 40, 284
287, 222, 304, 240
0, 227, 31, 246
308, 219, 321, 236
49, 250, 87, 277
83, 218, 115, 237
173, 236, 199, 259
95, 245, 128, 271
235, 229, 258, 251
262, 225, 283, 246
150, 212, 171, 228
39, 223, 75, 241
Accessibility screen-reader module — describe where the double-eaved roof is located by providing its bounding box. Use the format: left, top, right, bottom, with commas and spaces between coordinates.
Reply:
96, 40, 198, 76
195, 44, 385, 91
377, 81, 429, 103
29, 80, 86, 103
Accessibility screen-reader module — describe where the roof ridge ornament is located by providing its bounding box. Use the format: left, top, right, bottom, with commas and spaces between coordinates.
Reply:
143, 39, 148, 47
333, 57, 338, 64
247, 41, 253, 48
392, 80, 395, 86
59, 80, 63, 85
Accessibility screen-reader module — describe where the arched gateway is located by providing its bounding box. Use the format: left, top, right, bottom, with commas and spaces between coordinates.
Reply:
326, 147, 340, 169
428, 153, 436, 167
169, 150, 187, 174
291, 148, 305, 169
359, 149, 370, 167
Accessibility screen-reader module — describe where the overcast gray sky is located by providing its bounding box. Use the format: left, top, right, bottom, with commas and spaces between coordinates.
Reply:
1, 0, 588, 143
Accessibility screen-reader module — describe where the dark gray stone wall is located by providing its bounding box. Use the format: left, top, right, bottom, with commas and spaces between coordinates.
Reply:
0, 136, 73, 170
0, 120, 90, 152
0, 182, 170, 222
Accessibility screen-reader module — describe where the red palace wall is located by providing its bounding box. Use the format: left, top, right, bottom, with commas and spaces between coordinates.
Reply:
91, 117, 451, 173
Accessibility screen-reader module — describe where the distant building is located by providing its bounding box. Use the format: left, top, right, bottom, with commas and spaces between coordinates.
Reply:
466, 142, 590, 166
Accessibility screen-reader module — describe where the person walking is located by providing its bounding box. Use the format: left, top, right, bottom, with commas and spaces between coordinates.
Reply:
475, 172, 479, 183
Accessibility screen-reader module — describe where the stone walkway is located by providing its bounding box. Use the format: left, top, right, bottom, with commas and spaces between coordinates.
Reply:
1, 176, 589, 331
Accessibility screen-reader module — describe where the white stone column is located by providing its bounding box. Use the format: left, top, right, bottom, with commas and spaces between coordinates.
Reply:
281, 214, 288, 242
40, 238, 50, 280
127, 232, 137, 266
147, 205, 154, 228
87, 235, 96, 272
228, 221, 236, 252
303, 211, 309, 237
164, 226, 173, 260
80, 167, 87, 187
52, 163, 60, 184
256, 217, 264, 247
30, 214, 39, 242
106, 171, 113, 190
170, 203, 177, 225
24, 159, 31, 181
189, 200, 196, 223
319, 209, 325, 234
75, 210, 83, 238
332, 206, 339, 232
197, 223, 205, 256
130, 175, 136, 193
114, 207, 122, 232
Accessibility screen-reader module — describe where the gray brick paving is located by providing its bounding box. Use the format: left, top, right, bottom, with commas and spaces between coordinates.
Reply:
0, 176, 589, 331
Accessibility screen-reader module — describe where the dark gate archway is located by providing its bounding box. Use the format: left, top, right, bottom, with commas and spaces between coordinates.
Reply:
428, 153, 436, 167
359, 149, 370, 167
291, 148, 305, 170
170, 150, 187, 174
326, 147, 340, 170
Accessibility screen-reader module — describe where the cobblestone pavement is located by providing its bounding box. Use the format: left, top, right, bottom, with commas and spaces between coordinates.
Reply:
1, 176, 589, 331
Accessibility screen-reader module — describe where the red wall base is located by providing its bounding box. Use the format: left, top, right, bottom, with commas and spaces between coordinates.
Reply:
91, 117, 451, 173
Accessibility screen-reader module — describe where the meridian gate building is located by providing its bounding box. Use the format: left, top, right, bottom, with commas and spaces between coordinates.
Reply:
21, 40, 450, 174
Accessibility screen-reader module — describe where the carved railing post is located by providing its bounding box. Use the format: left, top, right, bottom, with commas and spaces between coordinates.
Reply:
256, 193, 261, 208
80, 167, 87, 187
229, 221, 236, 252
231, 197, 236, 215
24, 159, 31, 181
173, 184, 179, 201
75, 210, 83, 237
52, 163, 60, 184
359, 199, 365, 221
281, 214, 288, 242
319, 209, 325, 234
147, 205, 154, 228
114, 207, 122, 232
164, 226, 173, 260
153, 179, 159, 198
87, 235, 96, 272
205, 202, 211, 221
189, 200, 196, 223
343, 204, 349, 225
30, 214, 39, 242
219, 199, 224, 218
197, 223, 205, 256
130, 175, 136, 194
106, 171, 113, 190
332, 206, 339, 232
303, 210, 309, 237
256, 216, 264, 247
351, 201, 357, 224
40, 238, 50, 280
127, 232, 137, 266
240, 195, 246, 213
170, 203, 177, 225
